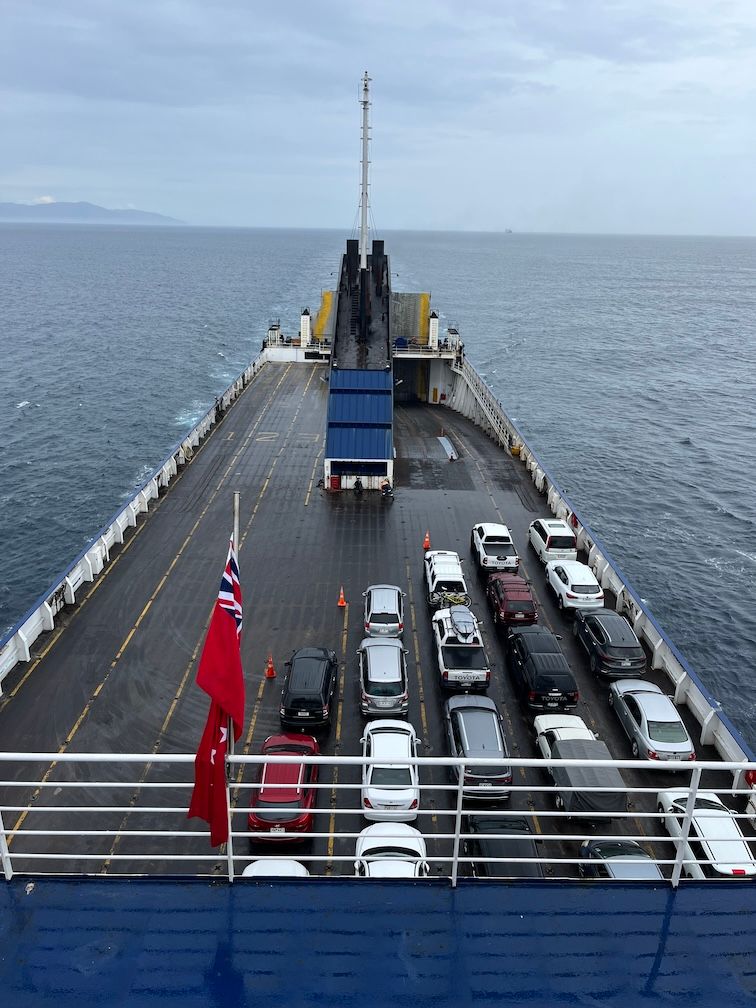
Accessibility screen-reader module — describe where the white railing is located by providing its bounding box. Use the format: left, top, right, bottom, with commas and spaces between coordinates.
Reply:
1, 752, 754, 885
444, 356, 756, 772
0, 352, 269, 694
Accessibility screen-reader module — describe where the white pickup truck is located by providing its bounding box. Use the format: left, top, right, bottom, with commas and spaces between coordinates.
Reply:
470, 523, 520, 574
432, 605, 490, 690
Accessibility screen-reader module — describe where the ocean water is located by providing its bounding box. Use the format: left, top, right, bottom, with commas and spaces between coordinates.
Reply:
1, 225, 755, 747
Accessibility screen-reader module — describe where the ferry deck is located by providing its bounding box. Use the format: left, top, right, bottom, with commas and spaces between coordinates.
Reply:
2, 360, 755, 1006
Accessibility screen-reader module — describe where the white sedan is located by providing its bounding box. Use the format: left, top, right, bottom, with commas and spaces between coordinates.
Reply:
354, 823, 429, 878
545, 560, 604, 612
657, 789, 756, 879
534, 714, 597, 761
361, 719, 420, 821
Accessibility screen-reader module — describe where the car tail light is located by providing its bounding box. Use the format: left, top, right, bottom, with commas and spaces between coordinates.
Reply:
409, 799, 418, 809
647, 749, 659, 760
567, 691, 579, 703
566, 592, 578, 599
597, 592, 604, 600
322, 706, 329, 717
401, 692, 409, 702
482, 557, 488, 565
365, 622, 370, 631
732, 868, 746, 876
363, 797, 373, 809
442, 670, 449, 680
687, 753, 697, 761
528, 690, 537, 702
398, 622, 403, 631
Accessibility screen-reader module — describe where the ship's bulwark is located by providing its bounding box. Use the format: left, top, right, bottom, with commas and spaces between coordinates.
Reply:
2, 879, 754, 1007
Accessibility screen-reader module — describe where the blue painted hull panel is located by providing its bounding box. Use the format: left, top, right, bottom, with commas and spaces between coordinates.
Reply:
2, 880, 755, 1007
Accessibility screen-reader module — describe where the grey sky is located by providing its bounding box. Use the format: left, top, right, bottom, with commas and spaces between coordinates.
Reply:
1, 0, 755, 233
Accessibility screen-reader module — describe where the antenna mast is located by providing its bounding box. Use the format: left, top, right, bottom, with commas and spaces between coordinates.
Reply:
359, 71, 371, 270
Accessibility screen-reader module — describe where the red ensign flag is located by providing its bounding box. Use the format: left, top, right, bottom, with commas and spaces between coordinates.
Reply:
188, 537, 244, 846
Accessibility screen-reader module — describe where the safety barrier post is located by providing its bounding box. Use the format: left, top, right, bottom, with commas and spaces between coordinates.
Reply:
450, 763, 466, 888
670, 766, 702, 888
0, 810, 13, 880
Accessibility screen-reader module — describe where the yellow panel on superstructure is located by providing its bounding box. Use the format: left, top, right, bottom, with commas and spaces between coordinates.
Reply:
417, 292, 430, 345
313, 289, 335, 340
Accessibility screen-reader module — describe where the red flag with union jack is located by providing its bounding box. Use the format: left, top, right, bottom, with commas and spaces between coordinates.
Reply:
188, 536, 244, 846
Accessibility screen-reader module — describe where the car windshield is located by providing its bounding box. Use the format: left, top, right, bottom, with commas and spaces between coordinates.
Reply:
468, 765, 510, 779
441, 646, 488, 670
370, 766, 413, 787
254, 800, 302, 823
648, 720, 688, 743
573, 584, 601, 594
548, 536, 575, 549
365, 847, 416, 860
505, 600, 535, 613
265, 745, 310, 756
367, 679, 403, 697
591, 841, 644, 859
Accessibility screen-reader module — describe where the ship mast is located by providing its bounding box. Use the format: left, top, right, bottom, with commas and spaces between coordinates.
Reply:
359, 71, 370, 271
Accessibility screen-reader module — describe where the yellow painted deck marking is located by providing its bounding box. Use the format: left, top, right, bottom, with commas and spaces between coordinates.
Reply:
405, 562, 435, 826
326, 604, 349, 869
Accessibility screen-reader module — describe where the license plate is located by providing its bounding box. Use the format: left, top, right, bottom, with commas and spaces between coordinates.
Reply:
270, 826, 285, 833
546, 701, 559, 708
622, 660, 631, 667
514, 613, 524, 619
297, 711, 309, 717
478, 781, 492, 788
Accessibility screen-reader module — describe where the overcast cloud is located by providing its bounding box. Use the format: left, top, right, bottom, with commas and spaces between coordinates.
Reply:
1, 0, 755, 233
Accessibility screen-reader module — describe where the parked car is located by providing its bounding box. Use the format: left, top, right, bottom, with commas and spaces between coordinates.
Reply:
505, 625, 579, 711
470, 522, 519, 574
354, 823, 430, 878
573, 608, 647, 677
578, 838, 663, 880
247, 734, 319, 840
357, 638, 409, 716
545, 560, 604, 613
424, 550, 470, 611
465, 814, 544, 878
609, 680, 696, 763
363, 584, 405, 636
550, 738, 628, 822
444, 695, 512, 800
242, 860, 310, 878
528, 518, 578, 565
657, 790, 756, 879
486, 573, 538, 628
279, 647, 338, 730
432, 605, 490, 690
360, 720, 420, 821
534, 714, 597, 764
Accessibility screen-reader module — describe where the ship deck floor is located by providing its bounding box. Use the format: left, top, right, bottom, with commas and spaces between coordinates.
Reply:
0, 361, 750, 878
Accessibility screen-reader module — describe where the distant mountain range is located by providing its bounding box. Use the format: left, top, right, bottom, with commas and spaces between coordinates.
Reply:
0, 201, 182, 225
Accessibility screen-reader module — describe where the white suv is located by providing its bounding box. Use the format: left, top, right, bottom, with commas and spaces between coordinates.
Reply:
528, 518, 577, 565
545, 559, 604, 612
424, 550, 470, 610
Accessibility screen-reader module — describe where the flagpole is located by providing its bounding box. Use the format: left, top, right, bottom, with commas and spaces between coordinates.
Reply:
226, 491, 241, 882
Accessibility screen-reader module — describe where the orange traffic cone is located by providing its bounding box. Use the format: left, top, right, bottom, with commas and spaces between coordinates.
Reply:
265, 653, 276, 679
337, 586, 347, 607
422, 530, 431, 551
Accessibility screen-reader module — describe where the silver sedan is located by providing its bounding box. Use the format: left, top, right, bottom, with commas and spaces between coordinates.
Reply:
608, 679, 696, 764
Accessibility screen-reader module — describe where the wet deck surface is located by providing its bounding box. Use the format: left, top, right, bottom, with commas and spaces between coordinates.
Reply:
0, 361, 749, 876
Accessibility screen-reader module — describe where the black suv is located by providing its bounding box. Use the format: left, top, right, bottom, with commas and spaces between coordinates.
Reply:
465, 814, 544, 878
280, 647, 338, 730
505, 625, 578, 711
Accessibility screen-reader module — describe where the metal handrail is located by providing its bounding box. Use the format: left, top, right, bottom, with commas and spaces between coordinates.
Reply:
1, 752, 754, 885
